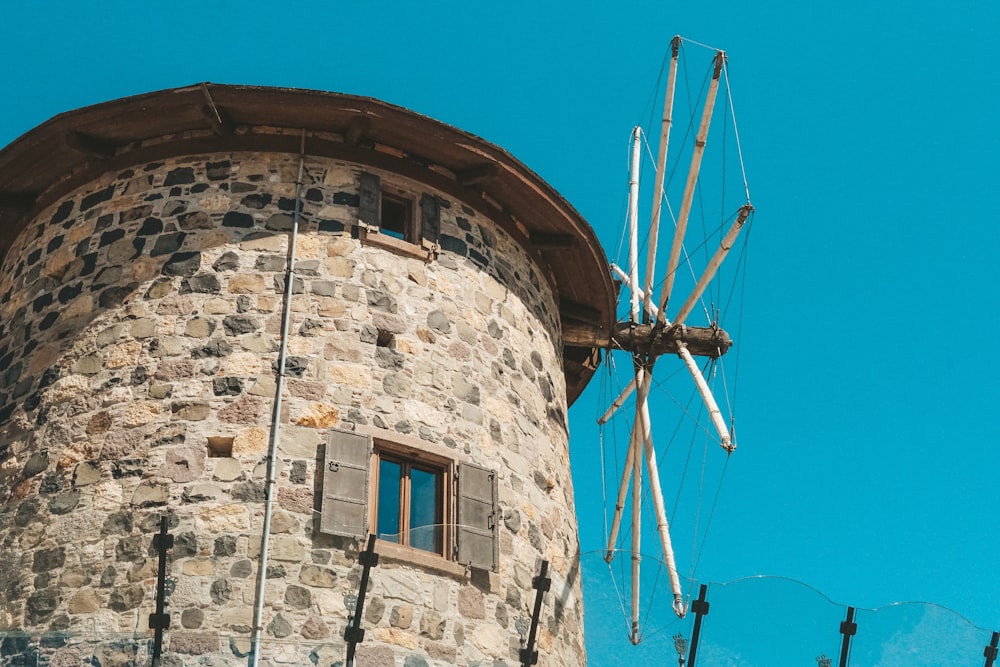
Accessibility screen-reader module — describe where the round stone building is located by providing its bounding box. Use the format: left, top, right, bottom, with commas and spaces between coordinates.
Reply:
0, 84, 615, 666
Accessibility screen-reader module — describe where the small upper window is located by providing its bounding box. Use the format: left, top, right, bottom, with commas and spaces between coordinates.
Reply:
379, 192, 415, 242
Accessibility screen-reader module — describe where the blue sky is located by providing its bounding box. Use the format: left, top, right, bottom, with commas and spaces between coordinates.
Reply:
3, 1, 999, 663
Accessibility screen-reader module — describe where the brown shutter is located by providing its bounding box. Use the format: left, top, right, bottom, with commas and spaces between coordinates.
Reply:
457, 462, 498, 571
358, 172, 381, 228
320, 428, 372, 538
420, 193, 440, 245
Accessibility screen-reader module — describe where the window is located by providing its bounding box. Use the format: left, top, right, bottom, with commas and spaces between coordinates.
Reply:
357, 172, 441, 255
320, 428, 499, 571
373, 445, 446, 555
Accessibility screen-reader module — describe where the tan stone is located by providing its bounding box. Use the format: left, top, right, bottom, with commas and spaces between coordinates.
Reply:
48, 375, 91, 404
296, 234, 322, 259
184, 318, 214, 338
196, 504, 250, 533
222, 352, 262, 375
198, 193, 232, 212
67, 589, 102, 614
372, 627, 418, 649
240, 334, 276, 354
269, 535, 304, 561
471, 623, 507, 655
63, 294, 95, 321
182, 559, 215, 576
247, 377, 276, 397
457, 586, 485, 619
27, 343, 60, 377
129, 256, 161, 282
287, 380, 326, 400
106, 340, 142, 369
294, 403, 340, 428
233, 427, 267, 457
241, 235, 283, 252
317, 297, 347, 318
327, 236, 356, 257
269, 510, 298, 534
202, 297, 233, 314
323, 256, 355, 277
229, 274, 265, 294
277, 487, 311, 515
327, 364, 370, 388
122, 401, 161, 427
212, 457, 243, 481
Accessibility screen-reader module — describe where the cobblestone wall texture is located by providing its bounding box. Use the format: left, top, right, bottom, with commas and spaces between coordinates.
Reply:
0, 153, 586, 665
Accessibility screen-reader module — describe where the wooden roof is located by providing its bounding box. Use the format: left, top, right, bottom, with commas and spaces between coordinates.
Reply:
0, 83, 615, 405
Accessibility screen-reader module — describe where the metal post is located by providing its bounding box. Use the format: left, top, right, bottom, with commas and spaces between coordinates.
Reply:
519, 560, 551, 666
686, 584, 709, 667
345, 535, 379, 667
149, 516, 173, 667
984, 631, 999, 667
838, 606, 857, 667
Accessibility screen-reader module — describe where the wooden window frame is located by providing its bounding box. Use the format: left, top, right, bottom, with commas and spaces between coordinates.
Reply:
357, 171, 441, 260
369, 439, 455, 561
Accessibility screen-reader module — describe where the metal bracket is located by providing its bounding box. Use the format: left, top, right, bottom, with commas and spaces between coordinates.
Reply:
984, 631, 999, 667
345, 534, 379, 667
686, 584, 710, 667
149, 515, 173, 667
518, 560, 550, 667
838, 606, 857, 667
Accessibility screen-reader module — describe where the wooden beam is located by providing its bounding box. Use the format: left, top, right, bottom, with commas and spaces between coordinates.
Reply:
345, 116, 372, 146
456, 163, 498, 187
530, 233, 575, 249
0, 192, 37, 211
559, 299, 601, 324
65, 131, 117, 159
562, 321, 732, 359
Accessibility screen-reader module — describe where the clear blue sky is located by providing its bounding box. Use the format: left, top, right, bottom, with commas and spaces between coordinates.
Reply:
3, 1, 999, 663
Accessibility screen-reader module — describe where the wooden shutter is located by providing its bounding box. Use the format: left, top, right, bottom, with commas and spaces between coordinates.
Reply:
457, 462, 498, 571
420, 193, 440, 245
358, 172, 381, 228
320, 428, 372, 538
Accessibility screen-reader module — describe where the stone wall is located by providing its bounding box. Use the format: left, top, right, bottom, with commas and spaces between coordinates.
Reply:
0, 153, 586, 665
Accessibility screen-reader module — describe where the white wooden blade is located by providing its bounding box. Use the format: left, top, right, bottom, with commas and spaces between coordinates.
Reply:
678, 344, 734, 451
635, 366, 686, 617
604, 423, 638, 562
670, 203, 752, 328
610, 264, 660, 321
598, 375, 636, 426
656, 51, 726, 324
627, 127, 643, 324
642, 37, 681, 321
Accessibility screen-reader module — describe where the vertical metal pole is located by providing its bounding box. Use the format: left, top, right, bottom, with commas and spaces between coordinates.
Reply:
686, 584, 709, 667
519, 560, 551, 666
984, 631, 999, 667
149, 515, 173, 667
838, 606, 857, 667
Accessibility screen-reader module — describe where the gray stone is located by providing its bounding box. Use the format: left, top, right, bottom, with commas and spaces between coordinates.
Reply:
383, 372, 411, 398
49, 491, 80, 515
213, 251, 240, 271
420, 610, 445, 639
223, 315, 259, 335
299, 564, 337, 588
267, 613, 293, 638
311, 280, 336, 296
25, 588, 61, 624
300, 616, 329, 639
504, 509, 521, 533
390, 605, 413, 629
453, 374, 480, 405
108, 584, 144, 611
284, 585, 311, 609
132, 482, 168, 507
32, 547, 66, 573
181, 607, 204, 629
224, 560, 251, 580
427, 310, 451, 333
23, 452, 48, 477
366, 596, 385, 624
74, 462, 102, 487
231, 481, 265, 502
182, 273, 221, 294
210, 578, 232, 604
255, 255, 285, 272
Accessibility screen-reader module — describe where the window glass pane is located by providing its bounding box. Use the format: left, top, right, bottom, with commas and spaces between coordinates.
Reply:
409, 466, 442, 553
377, 459, 401, 543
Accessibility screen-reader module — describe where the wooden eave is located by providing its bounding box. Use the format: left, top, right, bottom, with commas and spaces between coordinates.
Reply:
0, 83, 615, 406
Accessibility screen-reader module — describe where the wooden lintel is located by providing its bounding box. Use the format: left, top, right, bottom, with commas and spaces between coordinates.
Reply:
65, 131, 118, 159
562, 321, 732, 359
456, 163, 498, 187
0, 192, 38, 211
345, 116, 372, 146
559, 299, 602, 324
530, 233, 575, 249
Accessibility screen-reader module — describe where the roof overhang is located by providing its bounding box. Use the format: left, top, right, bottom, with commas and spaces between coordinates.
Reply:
0, 83, 615, 405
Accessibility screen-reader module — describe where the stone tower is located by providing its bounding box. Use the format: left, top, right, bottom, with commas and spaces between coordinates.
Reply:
0, 84, 615, 666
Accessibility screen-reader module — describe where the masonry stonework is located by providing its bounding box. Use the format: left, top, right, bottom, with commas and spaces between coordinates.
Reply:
0, 150, 587, 664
